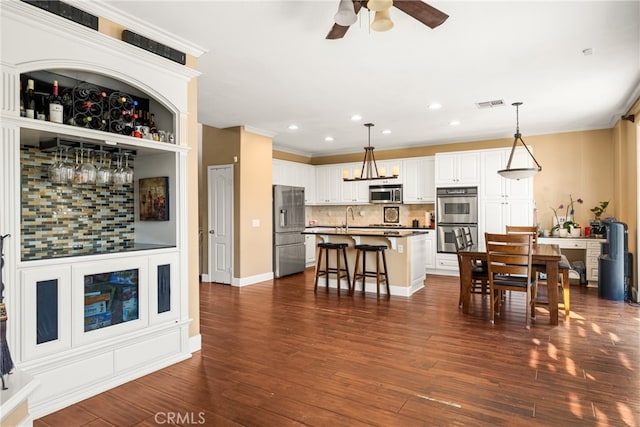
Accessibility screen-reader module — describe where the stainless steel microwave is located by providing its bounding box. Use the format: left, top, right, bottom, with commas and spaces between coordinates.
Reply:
369, 184, 403, 204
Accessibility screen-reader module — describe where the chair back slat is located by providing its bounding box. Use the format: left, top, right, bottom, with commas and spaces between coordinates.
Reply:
462, 226, 474, 247
453, 228, 466, 252
505, 225, 538, 246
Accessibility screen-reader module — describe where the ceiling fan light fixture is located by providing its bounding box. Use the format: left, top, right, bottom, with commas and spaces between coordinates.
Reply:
371, 9, 394, 32
367, 0, 393, 12
334, 0, 358, 26
345, 123, 398, 182
498, 102, 542, 180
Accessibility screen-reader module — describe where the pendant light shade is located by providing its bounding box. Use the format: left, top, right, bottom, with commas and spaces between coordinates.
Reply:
367, 0, 393, 12
344, 123, 398, 181
334, 0, 357, 26
497, 102, 542, 180
371, 8, 394, 32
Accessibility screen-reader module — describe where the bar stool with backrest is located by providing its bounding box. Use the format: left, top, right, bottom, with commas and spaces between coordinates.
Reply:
485, 232, 538, 328
352, 244, 390, 298
454, 228, 488, 306
314, 242, 351, 295
505, 225, 572, 319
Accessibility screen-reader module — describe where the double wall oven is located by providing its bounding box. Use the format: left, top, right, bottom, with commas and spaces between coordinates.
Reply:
436, 187, 478, 253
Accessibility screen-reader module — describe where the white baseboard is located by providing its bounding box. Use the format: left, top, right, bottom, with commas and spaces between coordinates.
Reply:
232, 272, 274, 287
189, 334, 201, 353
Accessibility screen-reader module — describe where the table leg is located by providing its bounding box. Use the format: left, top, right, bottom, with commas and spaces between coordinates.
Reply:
546, 260, 559, 325
460, 257, 472, 314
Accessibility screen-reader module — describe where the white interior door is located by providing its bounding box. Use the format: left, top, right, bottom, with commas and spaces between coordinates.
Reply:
207, 165, 233, 284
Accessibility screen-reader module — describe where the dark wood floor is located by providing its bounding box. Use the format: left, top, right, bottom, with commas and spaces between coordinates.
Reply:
35, 269, 640, 426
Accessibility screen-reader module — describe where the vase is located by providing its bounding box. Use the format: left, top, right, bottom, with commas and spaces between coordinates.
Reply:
559, 229, 569, 238
570, 227, 581, 237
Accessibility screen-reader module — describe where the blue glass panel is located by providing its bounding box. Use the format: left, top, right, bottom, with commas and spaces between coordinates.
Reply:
37, 279, 58, 344
157, 264, 171, 314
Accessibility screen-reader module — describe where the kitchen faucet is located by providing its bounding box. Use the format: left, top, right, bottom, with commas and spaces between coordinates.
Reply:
345, 206, 355, 231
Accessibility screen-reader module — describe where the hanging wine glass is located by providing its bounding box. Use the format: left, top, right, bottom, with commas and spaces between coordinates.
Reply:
61, 147, 75, 183
73, 147, 87, 184
122, 152, 133, 185
112, 152, 125, 185
81, 148, 97, 184
48, 147, 65, 183
95, 150, 111, 185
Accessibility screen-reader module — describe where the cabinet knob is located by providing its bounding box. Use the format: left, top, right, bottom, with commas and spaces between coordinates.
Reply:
209, 230, 215, 234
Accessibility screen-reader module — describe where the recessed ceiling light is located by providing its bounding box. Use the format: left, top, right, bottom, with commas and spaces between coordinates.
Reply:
428, 103, 442, 110
449, 120, 461, 126
351, 114, 362, 121
325, 136, 334, 142
287, 124, 298, 130
382, 129, 392, 134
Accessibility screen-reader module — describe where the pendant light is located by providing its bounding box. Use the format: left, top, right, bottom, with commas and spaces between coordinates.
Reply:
498, 102, 542, 180
344, 123, 398, 181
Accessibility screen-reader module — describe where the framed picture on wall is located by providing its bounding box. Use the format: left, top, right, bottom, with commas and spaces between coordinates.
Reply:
139, 177, 169, 221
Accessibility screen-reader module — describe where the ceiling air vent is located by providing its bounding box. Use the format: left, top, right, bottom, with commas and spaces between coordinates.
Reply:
475, 99, 505, 109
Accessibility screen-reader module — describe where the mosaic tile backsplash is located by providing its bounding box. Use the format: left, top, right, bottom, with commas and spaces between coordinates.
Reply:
21, 145, 135, 261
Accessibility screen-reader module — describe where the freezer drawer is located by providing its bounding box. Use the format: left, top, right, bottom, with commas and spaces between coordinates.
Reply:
274, 243, 306, 278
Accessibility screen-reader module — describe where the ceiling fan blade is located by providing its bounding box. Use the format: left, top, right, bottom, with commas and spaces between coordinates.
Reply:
326, 23, 351, 39
326, 0, 364, 40
392, 0, 449, 29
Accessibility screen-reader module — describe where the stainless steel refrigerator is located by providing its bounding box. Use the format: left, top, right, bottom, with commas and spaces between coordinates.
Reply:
273, 185, 306, 278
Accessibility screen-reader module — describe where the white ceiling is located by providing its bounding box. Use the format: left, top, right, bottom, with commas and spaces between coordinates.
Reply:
99, 0, 640, 157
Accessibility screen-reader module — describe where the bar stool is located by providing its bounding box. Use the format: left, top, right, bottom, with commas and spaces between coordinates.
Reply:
314, 242, 351, 294
352, 244, 390, 298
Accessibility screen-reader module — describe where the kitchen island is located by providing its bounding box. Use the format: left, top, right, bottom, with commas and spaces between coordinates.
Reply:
302, 227, 428, 296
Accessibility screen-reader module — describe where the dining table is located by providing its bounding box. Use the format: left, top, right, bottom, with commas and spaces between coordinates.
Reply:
458, 243, 563, 325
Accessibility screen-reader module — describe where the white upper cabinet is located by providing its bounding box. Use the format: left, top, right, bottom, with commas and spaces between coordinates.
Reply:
339, 162, 369, 204
403, 156, 435, 203
272, 159, 316, 204
435, 151, 480, 186
315, 165, 343, 204
481, 148, 533, 200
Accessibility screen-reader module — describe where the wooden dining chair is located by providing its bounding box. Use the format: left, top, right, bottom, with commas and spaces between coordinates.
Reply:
485, 232, 538, 328
506, 225, 571, 319
455, 228, 488, 306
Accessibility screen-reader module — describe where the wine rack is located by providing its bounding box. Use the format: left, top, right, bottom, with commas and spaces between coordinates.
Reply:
69, 82, 106, 131
108, 91, 138, 136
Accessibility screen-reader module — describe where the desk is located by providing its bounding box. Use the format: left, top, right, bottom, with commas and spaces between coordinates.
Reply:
459, 243, 563, 325
539, 237, 605, 286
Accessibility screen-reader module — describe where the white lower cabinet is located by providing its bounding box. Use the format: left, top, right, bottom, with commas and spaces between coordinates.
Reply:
17, 250, 189, 417
424, 230, 436, 271
435, 253, 459, 275
305, 234, 317, 267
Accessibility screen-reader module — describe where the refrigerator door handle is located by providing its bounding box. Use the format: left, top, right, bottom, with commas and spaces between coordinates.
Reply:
280, 209, 287, 227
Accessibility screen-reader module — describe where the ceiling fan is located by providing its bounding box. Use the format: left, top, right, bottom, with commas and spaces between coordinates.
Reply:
326, 0, 449, 39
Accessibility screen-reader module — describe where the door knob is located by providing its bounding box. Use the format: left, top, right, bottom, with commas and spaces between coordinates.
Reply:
209, 230, 214, 234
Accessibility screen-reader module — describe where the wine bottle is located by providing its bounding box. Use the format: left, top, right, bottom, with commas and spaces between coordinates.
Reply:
149, 113, 157, 134
75, 100, 93, 112
19, 80, 26, 117
25, 79, 35, 119
88, 90, 107, 103
121, 110, 138, 122
49, 80, 64, 123
36, 93, 47, 120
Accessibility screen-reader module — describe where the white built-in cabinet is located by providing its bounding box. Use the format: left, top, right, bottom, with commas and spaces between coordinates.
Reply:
305, 235, 316, 267
435, 151, 480, 186
479, 148, 533, 245
1, 1, 199, 419
315, 165, 343, 204
403, 156, 435, 203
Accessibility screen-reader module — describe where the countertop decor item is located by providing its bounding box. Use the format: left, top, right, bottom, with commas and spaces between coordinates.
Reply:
383, 206, 400, 223
343, 123, 399, 182
590, 200, 609, 220
497, 102, 542, 180
551, 195, 583, 232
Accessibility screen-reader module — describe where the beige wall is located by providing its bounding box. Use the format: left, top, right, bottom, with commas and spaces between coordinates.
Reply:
238, 130, 273, 278
200, 126, 272, 280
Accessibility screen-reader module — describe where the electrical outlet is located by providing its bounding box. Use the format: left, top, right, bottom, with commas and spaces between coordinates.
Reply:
252, 219, 260, 227
398, 244, 403, 253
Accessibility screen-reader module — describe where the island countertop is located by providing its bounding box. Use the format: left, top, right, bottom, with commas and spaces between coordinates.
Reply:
302, 227, 430, 237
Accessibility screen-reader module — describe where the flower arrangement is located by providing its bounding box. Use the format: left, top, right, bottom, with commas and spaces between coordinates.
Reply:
590, 200, 609, 220
551, 195, 583, 232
